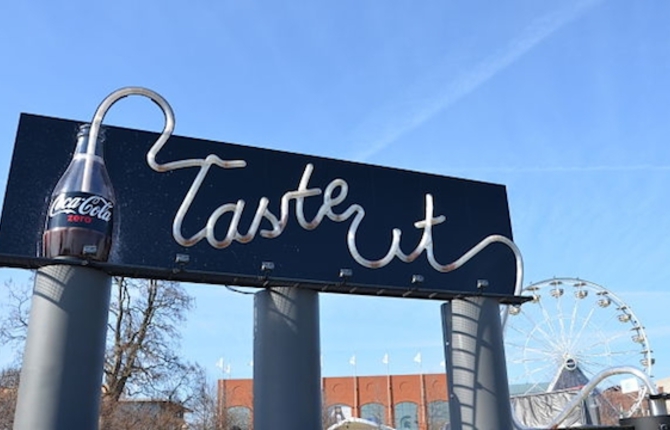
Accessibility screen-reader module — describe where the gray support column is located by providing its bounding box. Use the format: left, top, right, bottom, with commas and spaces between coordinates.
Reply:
253, 287, 321, 430
441, 297, 512, 430
13, 265, 111, 430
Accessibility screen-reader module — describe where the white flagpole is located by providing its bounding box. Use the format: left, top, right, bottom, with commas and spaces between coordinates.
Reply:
215, 357, 225, 374
415, 352, 426, 429
216, 357, 232, 379
216, 357, 227, 415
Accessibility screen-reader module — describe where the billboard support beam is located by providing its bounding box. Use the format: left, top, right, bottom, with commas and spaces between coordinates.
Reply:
13, 265, 111, 430
253, 287, 322, 430
441, 296, 513, 430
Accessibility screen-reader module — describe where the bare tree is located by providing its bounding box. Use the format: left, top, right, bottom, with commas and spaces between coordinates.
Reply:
188, 368, 226, 430
0, 279, 31, 354
0, 367, 20, 430
102, 365, 227, 430
0, 278, 30, 430
0, 275, 216, 429
103, 277, 196, 402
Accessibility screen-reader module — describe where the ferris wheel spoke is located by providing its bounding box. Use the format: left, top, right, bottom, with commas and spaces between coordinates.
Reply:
505, 340, 529, 349
522, 296, 557, 338
510, 341, 560, 365
583, 340, 642, 357
594, 309, 620, 331
518, 309, 560, 347
554, 291, 568, 341
568, 307, 596, 352
519, 348, 556, 361
515, 330, 562, 364
515, 348, 553, 361
568, 286, 583, 341
576, 357, 606, 373
519, 323, 562, 353
520, 354, 558, 367
522, 361, 557, 381
506, 324, 547, 346
585, 347, 641, 358
578, 334, 630, 356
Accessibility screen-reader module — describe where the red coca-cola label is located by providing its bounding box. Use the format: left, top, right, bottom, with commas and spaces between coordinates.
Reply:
45, 192, 114, 235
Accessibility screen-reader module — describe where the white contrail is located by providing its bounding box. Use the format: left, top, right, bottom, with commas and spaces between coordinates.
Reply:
353, 0, 604, 161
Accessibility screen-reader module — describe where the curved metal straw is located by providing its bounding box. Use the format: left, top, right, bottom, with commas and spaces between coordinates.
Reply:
448, 234, 524, 304
82, 87, 175, 192
509, 367, 666, 430
546, 366, 667, 429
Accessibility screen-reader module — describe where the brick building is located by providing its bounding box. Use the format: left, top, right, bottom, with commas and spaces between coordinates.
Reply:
218, 373, 449, 430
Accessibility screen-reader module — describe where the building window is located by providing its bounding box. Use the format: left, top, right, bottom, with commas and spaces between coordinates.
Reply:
395, 402, 419, 430
227, 406, 251, 430
361, 402, 385, 425
428, 401, 449, 430
325, 404, 353, 427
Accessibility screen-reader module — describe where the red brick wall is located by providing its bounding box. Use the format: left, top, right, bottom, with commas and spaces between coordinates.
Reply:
219, 373, 448, 430
218, 378, 253, 409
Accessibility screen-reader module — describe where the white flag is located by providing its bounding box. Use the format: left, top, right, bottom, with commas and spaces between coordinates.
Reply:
215, 357, 225, 371
349, 355, 356, 366
224, 364, 231, 375
414, 352, 422, 364
382, 353, 389, 365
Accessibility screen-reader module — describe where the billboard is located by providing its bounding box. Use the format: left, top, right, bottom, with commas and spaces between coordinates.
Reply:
0, 113, 518, 300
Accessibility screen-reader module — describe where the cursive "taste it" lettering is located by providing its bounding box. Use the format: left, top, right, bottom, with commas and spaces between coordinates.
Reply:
146, 142, 470, 273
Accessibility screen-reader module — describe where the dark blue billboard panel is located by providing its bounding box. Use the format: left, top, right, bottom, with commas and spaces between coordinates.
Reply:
0, 114, 517, 300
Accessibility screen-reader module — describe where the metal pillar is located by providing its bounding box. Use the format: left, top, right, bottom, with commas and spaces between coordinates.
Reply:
253, 287, 322, 430
442, 297, 513, 430
13, 265, 111, 430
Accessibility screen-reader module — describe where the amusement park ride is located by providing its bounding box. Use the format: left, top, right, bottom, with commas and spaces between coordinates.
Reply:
504, 277, 669, 428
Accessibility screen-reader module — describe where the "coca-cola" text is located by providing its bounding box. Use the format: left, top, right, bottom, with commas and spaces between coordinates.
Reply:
48, 193, 113, 222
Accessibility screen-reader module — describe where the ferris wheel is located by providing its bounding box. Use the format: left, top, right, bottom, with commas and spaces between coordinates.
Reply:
504, 277, 654, 423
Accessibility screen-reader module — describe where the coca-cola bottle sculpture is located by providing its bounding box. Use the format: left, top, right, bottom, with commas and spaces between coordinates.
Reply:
41, 86, 175, 261
42, 124, 115, 261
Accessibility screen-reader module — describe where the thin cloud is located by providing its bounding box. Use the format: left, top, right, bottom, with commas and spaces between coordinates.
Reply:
614, 290, 670, 299
353, 0, 603, 161
446, 164, 670, 174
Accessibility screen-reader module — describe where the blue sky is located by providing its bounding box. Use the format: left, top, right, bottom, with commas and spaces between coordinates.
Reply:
1, 0, 670, 387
